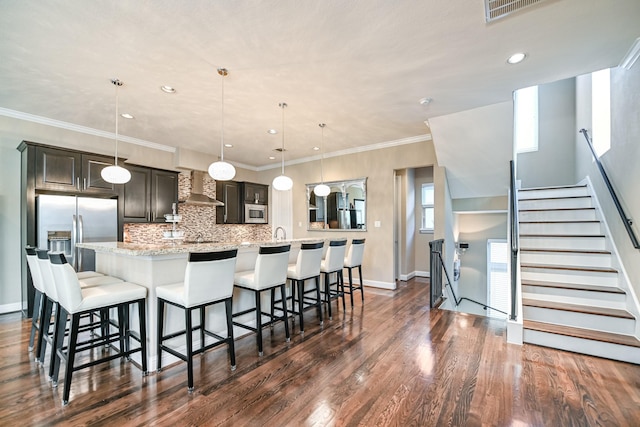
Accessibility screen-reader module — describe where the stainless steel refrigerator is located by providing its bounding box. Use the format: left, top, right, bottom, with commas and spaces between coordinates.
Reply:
36, 194, 118, 272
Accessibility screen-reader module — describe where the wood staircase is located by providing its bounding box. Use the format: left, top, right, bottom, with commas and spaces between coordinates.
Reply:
518, 184, 640, 364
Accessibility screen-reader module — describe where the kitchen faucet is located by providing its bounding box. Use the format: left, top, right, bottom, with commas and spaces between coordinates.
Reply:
274, 226, 286, 241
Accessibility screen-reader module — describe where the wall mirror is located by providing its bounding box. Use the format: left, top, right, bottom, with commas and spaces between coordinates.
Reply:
306, 178, 367, 231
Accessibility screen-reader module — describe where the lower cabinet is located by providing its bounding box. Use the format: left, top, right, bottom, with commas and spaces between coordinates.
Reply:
122, 165, 178, 223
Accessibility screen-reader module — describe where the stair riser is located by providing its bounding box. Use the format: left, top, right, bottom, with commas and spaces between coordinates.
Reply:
522, 285, 626, 303
523, 330, 640, 364
519, 209, 597, 222
519, 222, 602, 235
522, 306, 635, 334
518, 187, 589, 200
521, 269, 619, 286
520, 236, 606, 251
518, 198, 593, 210
520, 252, 611, 268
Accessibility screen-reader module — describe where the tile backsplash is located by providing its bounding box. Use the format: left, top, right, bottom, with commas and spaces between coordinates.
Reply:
123, 171, 271, 244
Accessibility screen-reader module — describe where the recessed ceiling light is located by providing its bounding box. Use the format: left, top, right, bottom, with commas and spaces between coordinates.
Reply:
313, 146, 320, 151
120, 113, 134, 119
224, 143, 233, 148
267, 129, 277, 134
160, 85, 176, 93
269, 156, 276, 160
507, 52, 526, 64
419, 97, 432, 106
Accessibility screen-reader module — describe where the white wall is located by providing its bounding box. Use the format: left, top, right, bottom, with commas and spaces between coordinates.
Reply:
0, 136, 22, 312
575, 66, 640, 297
517, 78, 577, 188
455, 212, 508, 308
414, 166, 434, 275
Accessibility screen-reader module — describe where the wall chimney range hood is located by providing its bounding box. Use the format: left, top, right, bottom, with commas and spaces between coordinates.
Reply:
184, 170, 224, 206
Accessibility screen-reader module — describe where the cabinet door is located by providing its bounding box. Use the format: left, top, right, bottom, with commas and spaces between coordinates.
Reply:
81, 154, 116, 194
244, 183, 268, 204
217, 181, 241, 224
122, 165, 151, 222
151, 170, 178, 222
35, 146, 82, 191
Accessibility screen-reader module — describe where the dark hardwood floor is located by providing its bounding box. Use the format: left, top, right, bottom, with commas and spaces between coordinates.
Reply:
1, 277, 639, 426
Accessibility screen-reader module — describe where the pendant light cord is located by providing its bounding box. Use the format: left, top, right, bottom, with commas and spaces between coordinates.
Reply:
113, 79, 122, 167
319, 123, 325, 183
280, 102, 287, 175
219, 68, 226, 161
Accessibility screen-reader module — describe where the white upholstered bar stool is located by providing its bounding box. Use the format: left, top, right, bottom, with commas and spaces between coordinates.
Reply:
48, 252, 148, 405
320, 239, 347, 319
25, 247, 47, 360
286, 241, 324, 334
156, 249, 238, 392
233, 244, 291, 356
36, 250, 125, 370
343, 239, 366, 307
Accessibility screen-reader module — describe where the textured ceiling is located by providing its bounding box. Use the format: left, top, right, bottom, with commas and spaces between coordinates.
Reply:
0, 0, 639, 169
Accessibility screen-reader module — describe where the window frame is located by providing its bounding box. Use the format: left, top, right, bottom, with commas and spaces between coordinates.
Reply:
420, 183, 434, 233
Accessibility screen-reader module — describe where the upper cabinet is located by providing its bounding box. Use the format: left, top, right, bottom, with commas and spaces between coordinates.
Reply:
35, 146, 117, 194
216, 181, 241, 224
243, 182, 268, 205
122, 165, 178, 223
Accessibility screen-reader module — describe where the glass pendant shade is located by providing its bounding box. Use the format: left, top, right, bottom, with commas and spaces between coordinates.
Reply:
313, 183, 330, 197
102, 78, 131, 184
208, 68, 236, 181
208, 160, 236, 181
101, 165, 131, 184
273, 174, 293, 191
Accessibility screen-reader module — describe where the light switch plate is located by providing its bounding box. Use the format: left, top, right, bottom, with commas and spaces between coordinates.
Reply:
374, 221, 381, 228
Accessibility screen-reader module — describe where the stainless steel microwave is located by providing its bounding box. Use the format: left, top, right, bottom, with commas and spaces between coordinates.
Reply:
244, 203, 268, 224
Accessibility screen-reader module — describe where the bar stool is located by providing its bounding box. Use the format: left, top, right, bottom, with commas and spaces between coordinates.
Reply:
48, 253, 148, 405
320, 239, 347, 319
36, 250, 125, 369
286, 241, 324, 334
233, 244, 291, 356
343, 239, 366, 306
156, 249, 238, 392
24, 247, 47, 360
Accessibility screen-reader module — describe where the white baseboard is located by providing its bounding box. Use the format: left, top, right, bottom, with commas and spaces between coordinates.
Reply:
0, 302, 22, 315
364, 279, 396, 290
399, 271, 430, 281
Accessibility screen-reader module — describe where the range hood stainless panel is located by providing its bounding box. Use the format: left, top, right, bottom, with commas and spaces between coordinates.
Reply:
183, 170, 224, 206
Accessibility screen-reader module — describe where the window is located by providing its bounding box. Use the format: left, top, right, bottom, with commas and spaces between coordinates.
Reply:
420, 183, 434, 232
514, 85, 539, 153
487, 239, 509, 319
592, 68, 611, 157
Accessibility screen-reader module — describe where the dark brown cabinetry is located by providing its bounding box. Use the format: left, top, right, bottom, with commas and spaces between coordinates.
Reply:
244, 182, 268, 205
35, 146, 117, 194
122, 165, 178, 223
216, 181, 241, 224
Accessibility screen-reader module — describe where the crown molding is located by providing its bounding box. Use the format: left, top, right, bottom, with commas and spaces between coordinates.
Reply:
0, 107, 176, 153
256, 133, 433, 171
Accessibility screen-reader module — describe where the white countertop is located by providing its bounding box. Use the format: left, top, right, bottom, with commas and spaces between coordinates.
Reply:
77, 238, 329, 256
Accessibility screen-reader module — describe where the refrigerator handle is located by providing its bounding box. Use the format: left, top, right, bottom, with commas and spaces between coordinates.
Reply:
77, 214, 84, 271
72, 214, 78, 270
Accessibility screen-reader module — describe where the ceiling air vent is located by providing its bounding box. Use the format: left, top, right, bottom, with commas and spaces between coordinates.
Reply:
484, 0, 549, 22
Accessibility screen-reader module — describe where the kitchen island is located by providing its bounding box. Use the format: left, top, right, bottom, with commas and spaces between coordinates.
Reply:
77, 239, 326, 368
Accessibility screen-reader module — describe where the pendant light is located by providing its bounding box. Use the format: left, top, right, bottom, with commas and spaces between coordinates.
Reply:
272, 102, 293, 191
208, 68, 236, 181
313, 123, 330, 197
101, 79, 132, 184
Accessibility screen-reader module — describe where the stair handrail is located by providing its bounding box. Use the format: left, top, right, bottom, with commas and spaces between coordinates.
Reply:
579, 129, 640, 249
430, 245, 508, 316
509, 160, 519, 320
